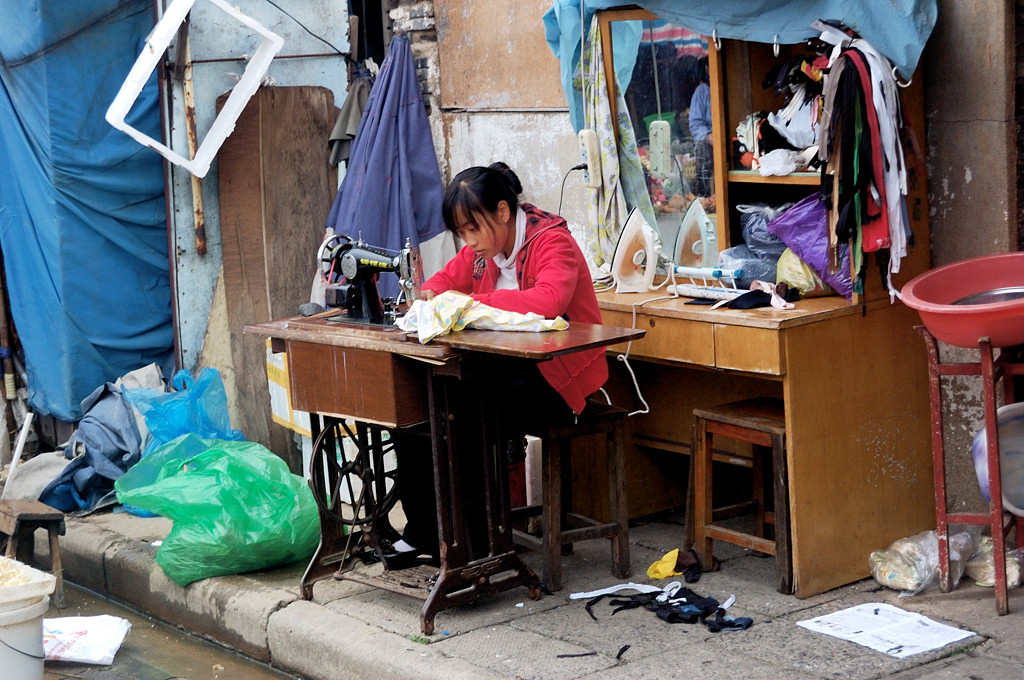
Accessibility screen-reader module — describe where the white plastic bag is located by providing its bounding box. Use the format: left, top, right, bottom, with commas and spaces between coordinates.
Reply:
869, 529, 979, 596
964, 536, 1022, 588
44, 615, 132, 665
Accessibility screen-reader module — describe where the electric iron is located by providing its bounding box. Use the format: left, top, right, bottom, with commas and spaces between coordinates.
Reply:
611, 208, 661, 293
672, 198, 717, 268
661, 199, 744, 301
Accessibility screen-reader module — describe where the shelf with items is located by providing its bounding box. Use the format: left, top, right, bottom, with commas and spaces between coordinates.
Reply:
709, 39, 825, 251
727, 171, 819, 185
596, 10, 930, 305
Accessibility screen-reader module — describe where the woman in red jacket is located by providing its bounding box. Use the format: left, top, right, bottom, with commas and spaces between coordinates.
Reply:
383, 162, 608, 568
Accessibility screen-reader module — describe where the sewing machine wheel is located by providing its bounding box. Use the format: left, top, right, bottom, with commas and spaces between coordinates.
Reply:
308, 417, 400, 539
316, 232, 352, 280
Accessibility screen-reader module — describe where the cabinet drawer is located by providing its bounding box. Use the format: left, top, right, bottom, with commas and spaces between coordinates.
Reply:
713, 324, 784, 374
601, 310, 715, 367
285, 341, 429, 427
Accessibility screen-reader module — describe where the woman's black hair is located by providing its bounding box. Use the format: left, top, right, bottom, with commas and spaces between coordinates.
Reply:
442, 161, 523, 232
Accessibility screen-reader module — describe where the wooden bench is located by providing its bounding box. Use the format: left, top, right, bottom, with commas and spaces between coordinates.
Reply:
513, 401, 630, 591
0, 499, 66, 607
693, 398, 792, 594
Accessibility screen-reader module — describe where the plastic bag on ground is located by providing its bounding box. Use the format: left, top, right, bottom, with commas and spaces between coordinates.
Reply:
44, 615, 132, 665
964, 536, 1022, 588
38, 382, 142, 512
122, 368, 245, 456
114, 434, 320, 586
869, 529, 979, 596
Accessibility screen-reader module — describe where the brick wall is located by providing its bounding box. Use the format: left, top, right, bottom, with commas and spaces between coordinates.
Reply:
390, 1, 439, 110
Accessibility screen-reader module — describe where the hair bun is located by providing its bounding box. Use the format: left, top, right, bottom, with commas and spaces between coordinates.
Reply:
488, 161, 523, 195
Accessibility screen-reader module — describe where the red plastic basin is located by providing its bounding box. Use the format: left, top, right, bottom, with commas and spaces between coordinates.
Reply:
902, 252, 1024, 348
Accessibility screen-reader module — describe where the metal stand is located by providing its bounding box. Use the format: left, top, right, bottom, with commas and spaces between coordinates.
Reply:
918, 327, 1024, 614
418, 356, 541, 635
301, 416, 400, 599
301, 356, 541, 634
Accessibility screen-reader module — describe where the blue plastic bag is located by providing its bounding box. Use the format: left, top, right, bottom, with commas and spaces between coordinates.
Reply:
123, 368, 245, 454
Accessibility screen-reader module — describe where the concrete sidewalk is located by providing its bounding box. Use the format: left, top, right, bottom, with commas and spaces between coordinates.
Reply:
30, 510, 1024, 680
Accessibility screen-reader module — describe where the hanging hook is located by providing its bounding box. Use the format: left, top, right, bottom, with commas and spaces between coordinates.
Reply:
712, 29, 721, 51
891, 65, 912, 88
773, 34, 779, 58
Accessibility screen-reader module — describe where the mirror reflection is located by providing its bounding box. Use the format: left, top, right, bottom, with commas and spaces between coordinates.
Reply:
620, 19, 716, 266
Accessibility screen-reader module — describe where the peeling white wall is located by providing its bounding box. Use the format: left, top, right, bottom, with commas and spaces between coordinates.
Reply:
442, 111, 590, 238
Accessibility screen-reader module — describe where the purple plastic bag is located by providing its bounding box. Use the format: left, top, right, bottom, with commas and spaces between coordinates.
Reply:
765, 194, 853, 300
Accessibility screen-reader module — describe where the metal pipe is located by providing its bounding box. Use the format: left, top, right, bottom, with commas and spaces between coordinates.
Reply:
1, 411, 34, 500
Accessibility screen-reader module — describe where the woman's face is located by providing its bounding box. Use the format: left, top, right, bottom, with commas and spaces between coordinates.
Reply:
453, 201, 512, 259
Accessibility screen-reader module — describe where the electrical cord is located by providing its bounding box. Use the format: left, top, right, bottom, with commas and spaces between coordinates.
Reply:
558, 164, 588, 216
262, 0, 347, 56
616, 293, 678, 417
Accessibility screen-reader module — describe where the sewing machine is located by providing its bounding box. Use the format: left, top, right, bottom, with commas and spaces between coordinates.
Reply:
317, 234, 422, 324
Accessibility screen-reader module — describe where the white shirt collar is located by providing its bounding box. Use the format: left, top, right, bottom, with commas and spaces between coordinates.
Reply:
493, 207, 526, 290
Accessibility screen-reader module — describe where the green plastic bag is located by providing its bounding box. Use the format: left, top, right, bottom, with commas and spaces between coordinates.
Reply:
114, 434, 320, 586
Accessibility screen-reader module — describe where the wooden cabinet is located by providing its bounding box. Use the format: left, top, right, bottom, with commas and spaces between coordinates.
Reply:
590, 10, 935, 598
708, 39, 931, 302
597, 11, 931, 301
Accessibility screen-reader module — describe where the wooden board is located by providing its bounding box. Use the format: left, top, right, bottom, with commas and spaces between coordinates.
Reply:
218, 86, 336, 470
436, 0, 564, 109
285, 341, 428, 427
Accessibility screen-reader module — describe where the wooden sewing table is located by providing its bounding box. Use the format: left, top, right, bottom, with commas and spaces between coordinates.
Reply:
596, 290, 935, 598
246, 316, 643, 634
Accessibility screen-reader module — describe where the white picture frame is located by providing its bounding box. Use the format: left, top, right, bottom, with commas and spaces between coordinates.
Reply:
105, 0, 284, 178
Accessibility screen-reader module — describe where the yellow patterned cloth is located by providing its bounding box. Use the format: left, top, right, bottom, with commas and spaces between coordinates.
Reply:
395, 290, 568, 344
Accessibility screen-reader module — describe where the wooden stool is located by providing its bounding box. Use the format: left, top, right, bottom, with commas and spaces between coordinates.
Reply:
513, 401, 630, 591
693, 398, 792, 594
0, 499, 66, 607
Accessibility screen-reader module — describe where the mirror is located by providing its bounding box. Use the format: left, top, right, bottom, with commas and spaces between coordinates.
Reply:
599, 9, 717, 268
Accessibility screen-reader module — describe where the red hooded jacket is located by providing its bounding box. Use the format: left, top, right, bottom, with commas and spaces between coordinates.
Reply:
422, 203, 607, 413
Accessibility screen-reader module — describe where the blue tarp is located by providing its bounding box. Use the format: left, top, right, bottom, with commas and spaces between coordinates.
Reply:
325, 33, 446, 300
0, 0, 173, 421
544, 0, 938, 132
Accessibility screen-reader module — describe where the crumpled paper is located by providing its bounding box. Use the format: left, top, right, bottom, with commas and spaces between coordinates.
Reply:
395, 290, 569, 343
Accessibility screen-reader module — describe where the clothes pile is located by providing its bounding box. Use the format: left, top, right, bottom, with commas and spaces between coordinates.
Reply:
734, 52, 827, 175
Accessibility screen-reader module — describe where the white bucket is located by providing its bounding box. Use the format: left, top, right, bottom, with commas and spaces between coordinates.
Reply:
0, 594, 49, 680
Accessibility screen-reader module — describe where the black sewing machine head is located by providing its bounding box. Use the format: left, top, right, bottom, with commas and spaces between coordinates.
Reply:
317, 234, 422, 325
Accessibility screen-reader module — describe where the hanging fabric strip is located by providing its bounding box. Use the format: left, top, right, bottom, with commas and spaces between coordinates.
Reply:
581, 16, 657, 268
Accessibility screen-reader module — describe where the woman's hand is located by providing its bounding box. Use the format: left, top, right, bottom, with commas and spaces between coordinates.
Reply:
418, 289, 436, 301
